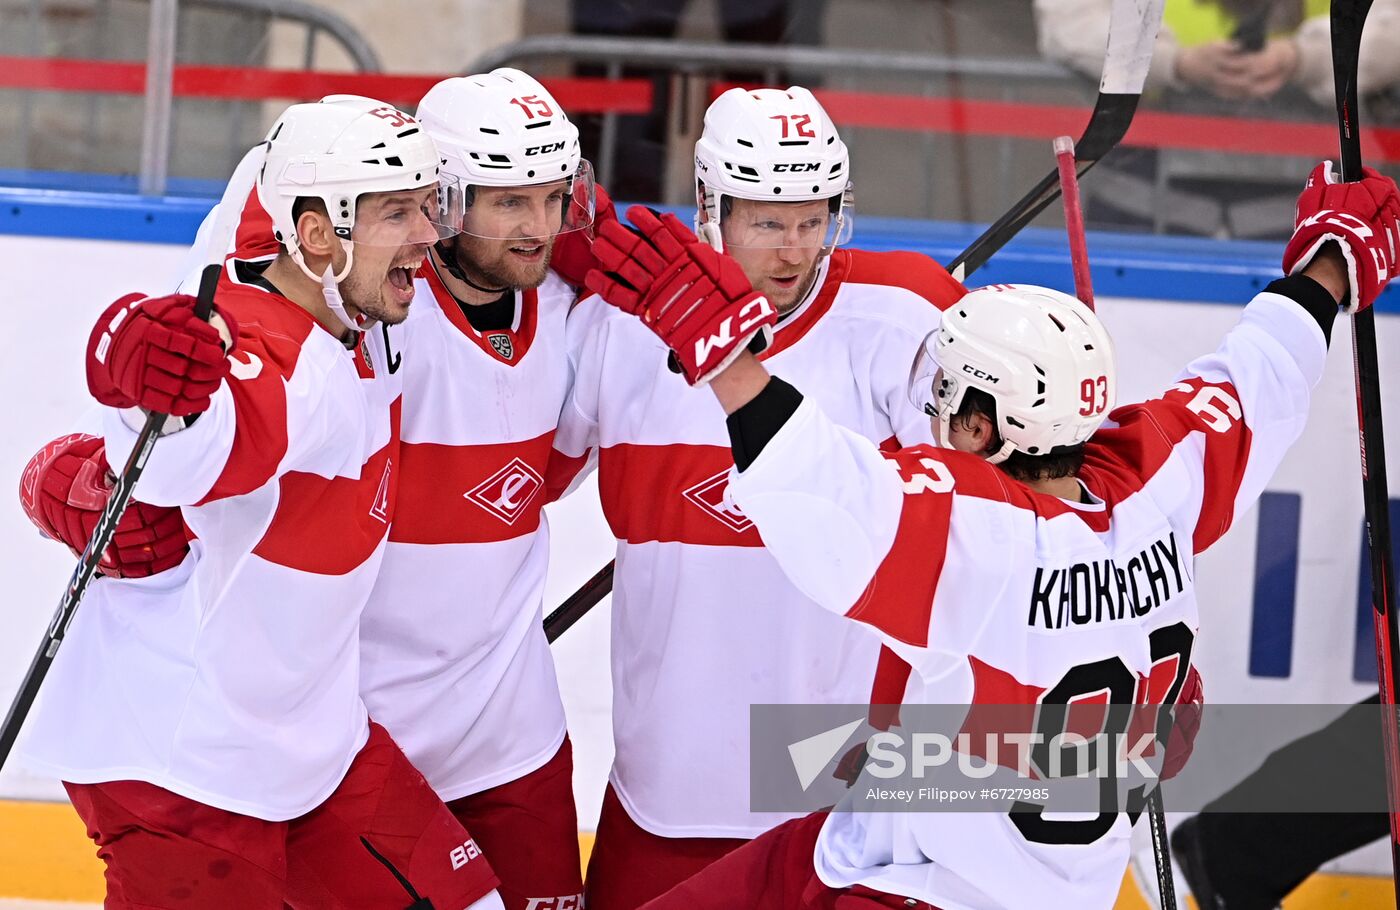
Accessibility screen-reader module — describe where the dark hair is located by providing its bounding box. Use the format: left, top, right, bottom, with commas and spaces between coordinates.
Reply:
291, 196, 328, 223
283, 197, 330, 255
954, 387, 1085, 483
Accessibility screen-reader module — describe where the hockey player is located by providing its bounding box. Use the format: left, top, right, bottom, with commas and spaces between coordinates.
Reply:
355, 69, 600, 910
584, 162, 1400, 909
15, 97, 506, 909
551, 86, 967, 908
19, 71, 606, 910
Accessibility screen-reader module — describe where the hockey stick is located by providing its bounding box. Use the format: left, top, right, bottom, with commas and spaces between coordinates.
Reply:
1054, 133, 1175, 910
1055, 136, 1095, 308
948, 0, 1165, 282
542, 0, 1166, 644
544, 560, 615, 644
0, 192, 244, 771
1330, 0, 1400, 900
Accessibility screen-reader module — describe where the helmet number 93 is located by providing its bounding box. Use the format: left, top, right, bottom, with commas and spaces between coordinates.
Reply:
1079, 375, 1110, 418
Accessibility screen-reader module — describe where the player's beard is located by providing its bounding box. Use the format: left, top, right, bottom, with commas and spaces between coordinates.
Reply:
771, 258, 823, 316
451, 232, 556, 291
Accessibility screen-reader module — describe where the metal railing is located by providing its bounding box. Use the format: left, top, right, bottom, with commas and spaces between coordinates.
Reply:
184, 0, 381, 72
7, 0, 380, 194
468, 35, 1069, 83
468, 34, 1083, 211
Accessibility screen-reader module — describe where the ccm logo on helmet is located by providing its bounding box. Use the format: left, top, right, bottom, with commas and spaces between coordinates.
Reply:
961, 364, 1001, 384
772, 163, 821, 173
525, 141, 567, 157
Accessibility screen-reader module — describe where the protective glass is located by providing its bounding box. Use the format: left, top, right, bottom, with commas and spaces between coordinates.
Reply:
719, 187, 854, 250
349, 173, 466, 247
906, 334, 944, 418
460, 159, 597, 241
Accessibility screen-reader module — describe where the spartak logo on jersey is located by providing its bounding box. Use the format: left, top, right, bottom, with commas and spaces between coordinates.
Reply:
487, 332, 515, 361
682, 469, 753, 533
465, 457, 543, 525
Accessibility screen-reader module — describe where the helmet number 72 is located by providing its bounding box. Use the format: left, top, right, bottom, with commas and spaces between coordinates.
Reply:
770, 113, 815, 139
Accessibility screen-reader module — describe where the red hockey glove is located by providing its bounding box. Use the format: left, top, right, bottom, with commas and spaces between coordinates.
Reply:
19, 434, 190, 578
586, 206, 777, 385
1160, 665, 1204, 781
86, 292, 237, 416
549, 182, 619, 289
1284, 160, 1400, 313
586, 206, 697, 309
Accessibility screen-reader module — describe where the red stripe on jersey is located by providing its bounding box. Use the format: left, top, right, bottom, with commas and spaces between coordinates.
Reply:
760, 251, 847, 359
234, 188, 279, 260
1085, 377, 1253, 552
543, 449, 589, 505
197, 284, 318, 505
421, 264, 541, 365
390, 430, 556, 544
842, 248, 967, 310
966, 655, 1174, 771
843, 447, 966, 647
868, 645, 911, 730
762, 248, 964, 359
253, 398, 400, 574
843, 446, 1123, 647
597, 443, 762, 547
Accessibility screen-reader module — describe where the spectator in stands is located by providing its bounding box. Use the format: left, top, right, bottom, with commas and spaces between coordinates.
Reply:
1036, 0, 1400, 106
570, 0, 828, 201
1033, 0, 1400, 238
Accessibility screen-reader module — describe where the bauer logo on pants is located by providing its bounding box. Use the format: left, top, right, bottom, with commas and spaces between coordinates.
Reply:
465, 458, 544, 525
449, 837, 482, 870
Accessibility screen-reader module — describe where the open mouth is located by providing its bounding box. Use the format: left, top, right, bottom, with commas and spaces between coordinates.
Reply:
771, 275, 800, 290
386, 261, 420, 303
509, 242, 546, 261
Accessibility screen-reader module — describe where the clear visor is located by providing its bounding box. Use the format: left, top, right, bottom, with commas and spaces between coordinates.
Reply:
718, 187, 854, 250
907, 335, 944, 418
460, 158, 597, 242
348, 173, 466, 247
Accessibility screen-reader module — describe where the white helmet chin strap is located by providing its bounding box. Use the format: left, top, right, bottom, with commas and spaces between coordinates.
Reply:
292, 239, 374, 334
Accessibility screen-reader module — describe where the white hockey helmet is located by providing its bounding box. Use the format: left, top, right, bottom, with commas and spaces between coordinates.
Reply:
909, 284, 1116, 463
257, 96, 464, 330
416, 68, 595, 238
693, 86, 853, 250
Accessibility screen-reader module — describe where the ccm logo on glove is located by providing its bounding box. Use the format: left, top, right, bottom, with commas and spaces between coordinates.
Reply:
694, 295, 777, 365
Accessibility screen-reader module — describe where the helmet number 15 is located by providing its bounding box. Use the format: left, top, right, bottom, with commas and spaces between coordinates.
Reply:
770, 113, 815, 139
510, 95, 555, 120
1079, 375, 1109, 417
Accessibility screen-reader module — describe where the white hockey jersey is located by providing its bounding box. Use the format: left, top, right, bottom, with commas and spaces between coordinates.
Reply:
20, 261, 403, 821
552, 248, 967, 837
357, 261, 575, 800
727, 290, 1327, 909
